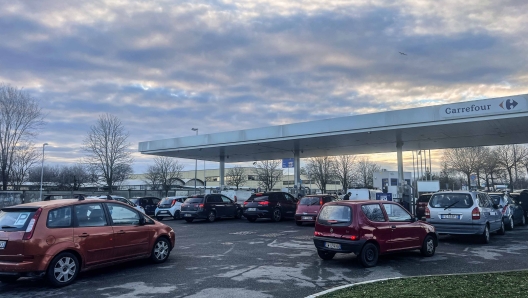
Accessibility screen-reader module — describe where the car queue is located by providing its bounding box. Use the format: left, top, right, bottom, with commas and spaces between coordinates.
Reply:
1, 189, 526, 287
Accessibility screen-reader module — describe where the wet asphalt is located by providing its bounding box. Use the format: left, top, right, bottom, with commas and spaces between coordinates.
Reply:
2, 217, 528, 297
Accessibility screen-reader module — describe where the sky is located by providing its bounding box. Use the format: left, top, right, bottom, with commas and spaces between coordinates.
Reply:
1, 0, 527, 174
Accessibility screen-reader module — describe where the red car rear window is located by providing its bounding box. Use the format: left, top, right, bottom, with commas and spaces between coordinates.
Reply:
317, 205, 351, 226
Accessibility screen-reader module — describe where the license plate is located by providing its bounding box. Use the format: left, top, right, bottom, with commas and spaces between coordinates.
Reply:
441, 214, 460, 219
160, 211, 168, 213
301, 216, 313, 220
247, 208, 256, 212
324, 242, 341, 249
0, 241, 6, 249
184, 214, 192, 217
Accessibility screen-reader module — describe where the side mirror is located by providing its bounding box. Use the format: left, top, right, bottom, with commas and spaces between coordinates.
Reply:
139, 217, 146, 225
411, 217, 417, 222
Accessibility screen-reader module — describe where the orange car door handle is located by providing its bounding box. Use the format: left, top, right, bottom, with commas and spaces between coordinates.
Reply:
78, 233, 90, 238
116, 230, 125, 234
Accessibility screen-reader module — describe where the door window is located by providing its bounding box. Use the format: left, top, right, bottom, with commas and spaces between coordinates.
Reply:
382, 203, 411, 222
361, 204, 386, 222
107, 203, 140, 225
478, 194, 490, 208
220, 195, 233, 204
152, 198, 161, 205
284, 193, 295, 203
74, 203, 108, 227
47, 206, 72, 228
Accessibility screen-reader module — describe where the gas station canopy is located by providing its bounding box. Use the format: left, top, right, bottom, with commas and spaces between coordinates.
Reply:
139, 94, 528, 162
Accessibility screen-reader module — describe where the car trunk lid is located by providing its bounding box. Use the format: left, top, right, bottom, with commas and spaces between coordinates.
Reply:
0, 208, 39, 262
315, 205, 355, 239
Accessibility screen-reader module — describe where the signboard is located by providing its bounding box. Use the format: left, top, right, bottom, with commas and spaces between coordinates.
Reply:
282, 158, 294, 168
470, 174, 477, 187
376, 193, 392, 201
439, 95, 527, 119
417, 181, 440, 193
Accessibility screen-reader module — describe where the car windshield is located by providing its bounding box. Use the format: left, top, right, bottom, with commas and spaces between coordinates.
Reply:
299, 197, 320, 205
247, 195, 268, 202
317, 205, 351, 226
185, 198, 204, 204
429, 193, 473, 208
0, 208, 37, 231
160, 198, 175, 204
417, 195, 431, 203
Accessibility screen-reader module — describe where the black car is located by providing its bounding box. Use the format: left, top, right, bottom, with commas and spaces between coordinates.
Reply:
515, 191, 528, 220
243, 192, 298, 222
180, 194, 242, 223
129, 197, 161, 216
489, 192, 526, 229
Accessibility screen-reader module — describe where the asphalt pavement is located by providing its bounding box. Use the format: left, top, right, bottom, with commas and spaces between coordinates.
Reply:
2, 217, 528, 298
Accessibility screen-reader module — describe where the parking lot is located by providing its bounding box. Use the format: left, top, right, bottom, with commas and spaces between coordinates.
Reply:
2, 217, 528, 298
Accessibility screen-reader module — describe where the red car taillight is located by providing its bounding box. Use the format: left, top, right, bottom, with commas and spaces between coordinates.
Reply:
314, 231, 323, 236
341, 235, 358, 241
319, 198, 323, 205
472, 207, 481, 220
258, 201, 269, 206
243, 201, 249, 205
425, 207, 430, 219
198, 203, 204, 208
23, 208, 42, 240
171, 200, 177, 207
502, 205, 508, 215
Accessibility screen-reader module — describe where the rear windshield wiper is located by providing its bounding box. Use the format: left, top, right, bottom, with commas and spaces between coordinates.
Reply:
444, 201, 459, 210
326, 220, 348, 225
1, 225, 18, 229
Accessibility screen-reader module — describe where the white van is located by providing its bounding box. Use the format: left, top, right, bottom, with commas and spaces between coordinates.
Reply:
346, 189, 382, 200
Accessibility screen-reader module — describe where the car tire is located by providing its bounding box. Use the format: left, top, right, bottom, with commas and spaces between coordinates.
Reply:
317, 249, 335, 260
46, 252, 80, 287
184, 218, 194, 223
295, 221, 303, 226
420, 235, 436, 257
150, 238, 171, 264
156, 216, 163, 221
206, 211, 216, 223
235, 209, 243, 219
507, 217, 514, 230
359, 243, 378, 268
247, 217, 257, 222
481, 224, 490, 244
0, 276, 19, 284
497, 220, 506, 235
173, 211, 181, 220
271, 208, 282, 222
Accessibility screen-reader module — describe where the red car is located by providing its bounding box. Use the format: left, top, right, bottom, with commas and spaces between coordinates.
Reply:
294, 195, 336, 226
0, 198, 175, 287
313, 200, 438, 267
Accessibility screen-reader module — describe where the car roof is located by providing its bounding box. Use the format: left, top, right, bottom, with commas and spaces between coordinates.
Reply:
3, 198, 130, 210
162, 196, 187, 199
326, 200, 392, 206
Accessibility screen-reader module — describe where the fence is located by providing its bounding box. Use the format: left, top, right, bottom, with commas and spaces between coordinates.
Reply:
0, 189, 204, 208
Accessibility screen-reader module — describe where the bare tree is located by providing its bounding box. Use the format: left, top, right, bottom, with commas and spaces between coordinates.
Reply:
354, 157, 380, 188
254, 160, 283, 191
56, 164, 91, 190
83, 113, 133, 194
495, 144, 527, 191
306, 156, 334, 193
143, 166, 161, 190
145, 156, 183, 196
10, 143, 40, 190
0, 85, 44, 190
482, 148, 503, 190
443, 147, 484, 189
226, 166, 247, 190
332, 155, 356, 191
28, 165, 60, 189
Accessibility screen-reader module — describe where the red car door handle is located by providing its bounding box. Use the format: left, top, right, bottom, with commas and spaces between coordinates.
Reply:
391, 225, 396, 229
78, 233, 90, 238
117, 230, 125, 234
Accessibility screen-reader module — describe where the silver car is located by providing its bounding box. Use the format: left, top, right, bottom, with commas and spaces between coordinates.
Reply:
426, 191, 505, 243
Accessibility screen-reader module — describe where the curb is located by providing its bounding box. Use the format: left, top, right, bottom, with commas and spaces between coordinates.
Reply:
304, 268, 528, 298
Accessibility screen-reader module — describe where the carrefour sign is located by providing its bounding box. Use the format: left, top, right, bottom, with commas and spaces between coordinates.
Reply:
439, 95, 527, 119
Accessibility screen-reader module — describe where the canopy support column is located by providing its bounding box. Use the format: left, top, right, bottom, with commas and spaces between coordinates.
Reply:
220, 155, 225, 189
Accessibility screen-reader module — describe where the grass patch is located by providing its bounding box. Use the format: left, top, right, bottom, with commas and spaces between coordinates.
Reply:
320, 270, 528, 298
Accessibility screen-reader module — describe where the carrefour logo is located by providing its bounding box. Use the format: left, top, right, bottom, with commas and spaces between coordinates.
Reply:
440, 96, 526, 118
499, 99, 518, 110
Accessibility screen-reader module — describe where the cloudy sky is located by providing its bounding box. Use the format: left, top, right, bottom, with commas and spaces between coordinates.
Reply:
1, 0, 527, 174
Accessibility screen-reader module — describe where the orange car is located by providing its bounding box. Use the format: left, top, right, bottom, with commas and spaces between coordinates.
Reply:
0, 198, 175, 287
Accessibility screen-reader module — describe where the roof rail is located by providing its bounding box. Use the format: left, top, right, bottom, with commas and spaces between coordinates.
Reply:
78, 194, 85, 201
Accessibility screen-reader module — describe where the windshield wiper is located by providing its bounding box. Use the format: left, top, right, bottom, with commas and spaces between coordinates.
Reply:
326, 220, 348, 225
1, 225, 17, 229
444, 200, 459, 210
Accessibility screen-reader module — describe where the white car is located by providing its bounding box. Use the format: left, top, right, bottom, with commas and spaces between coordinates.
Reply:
155, 196, 188, 221
88, 195, 146, 214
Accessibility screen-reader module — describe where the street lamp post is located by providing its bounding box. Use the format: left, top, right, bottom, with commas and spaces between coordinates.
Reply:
39, 143, 49, 200
192, 128, 198, 194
